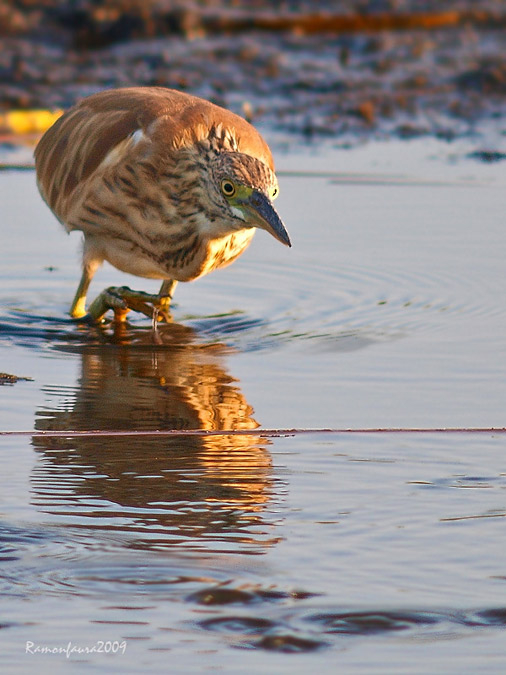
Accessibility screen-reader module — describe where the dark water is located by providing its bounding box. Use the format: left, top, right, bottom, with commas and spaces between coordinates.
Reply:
1, 138, 506, 672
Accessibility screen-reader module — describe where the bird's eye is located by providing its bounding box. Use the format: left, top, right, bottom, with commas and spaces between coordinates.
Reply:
271, 186, 279, 200
221, 180, 236, 197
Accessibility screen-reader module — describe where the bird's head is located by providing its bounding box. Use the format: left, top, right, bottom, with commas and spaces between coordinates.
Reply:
211, 152, 291, 247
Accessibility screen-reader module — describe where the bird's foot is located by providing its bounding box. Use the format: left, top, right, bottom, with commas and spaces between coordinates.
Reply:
83, 286, 173, 324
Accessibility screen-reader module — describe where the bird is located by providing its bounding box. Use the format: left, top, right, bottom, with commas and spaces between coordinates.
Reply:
34, 86, 291, 323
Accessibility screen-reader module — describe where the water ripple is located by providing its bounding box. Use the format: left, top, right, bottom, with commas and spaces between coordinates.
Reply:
195, 601, 506, 653
1, 246, 502, 353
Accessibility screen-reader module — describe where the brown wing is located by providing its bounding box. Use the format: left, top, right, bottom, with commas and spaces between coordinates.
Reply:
35, 87, 274, 220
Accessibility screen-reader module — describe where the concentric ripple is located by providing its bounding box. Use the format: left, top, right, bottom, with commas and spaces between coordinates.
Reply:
1, 253, 496, 355
182, 254, 502, 352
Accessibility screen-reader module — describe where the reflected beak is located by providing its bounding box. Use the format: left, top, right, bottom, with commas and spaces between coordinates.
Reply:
240, 190, 291, 247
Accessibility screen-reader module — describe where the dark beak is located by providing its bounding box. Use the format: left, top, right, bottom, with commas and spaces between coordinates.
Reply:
243, 190, 291, 247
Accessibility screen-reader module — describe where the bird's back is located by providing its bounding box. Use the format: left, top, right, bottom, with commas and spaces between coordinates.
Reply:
35, 87, 275, 222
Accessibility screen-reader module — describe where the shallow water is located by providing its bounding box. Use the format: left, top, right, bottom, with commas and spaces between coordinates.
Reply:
1, 137, 506, 672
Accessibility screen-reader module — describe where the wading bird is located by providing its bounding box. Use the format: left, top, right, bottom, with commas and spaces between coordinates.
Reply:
35, 87, 290, 322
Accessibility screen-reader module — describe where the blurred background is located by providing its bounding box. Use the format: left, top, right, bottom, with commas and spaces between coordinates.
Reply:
1, 0, 505, 151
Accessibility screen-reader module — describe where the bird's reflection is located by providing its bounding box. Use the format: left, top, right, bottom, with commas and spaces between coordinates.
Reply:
32, 323, 279, 554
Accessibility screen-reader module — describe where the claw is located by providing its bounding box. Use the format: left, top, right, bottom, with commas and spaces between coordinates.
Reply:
76, 285, 175, 324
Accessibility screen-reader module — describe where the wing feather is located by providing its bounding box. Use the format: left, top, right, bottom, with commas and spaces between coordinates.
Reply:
35, 87, 274, 221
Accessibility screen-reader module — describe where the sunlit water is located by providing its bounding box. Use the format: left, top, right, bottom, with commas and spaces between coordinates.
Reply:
1, 137, 506, 672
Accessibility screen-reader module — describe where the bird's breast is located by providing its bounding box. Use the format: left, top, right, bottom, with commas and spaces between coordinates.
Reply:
193, 229, 256, 279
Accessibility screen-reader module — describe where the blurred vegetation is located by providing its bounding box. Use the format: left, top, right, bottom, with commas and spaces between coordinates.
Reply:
2, 1, 505, 47
1, 1, 505, 143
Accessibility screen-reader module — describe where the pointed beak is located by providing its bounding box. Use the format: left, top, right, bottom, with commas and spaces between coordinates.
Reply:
240, 190, 291, 247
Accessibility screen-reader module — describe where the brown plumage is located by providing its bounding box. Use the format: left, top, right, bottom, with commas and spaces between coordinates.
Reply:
35, 86, 290, 322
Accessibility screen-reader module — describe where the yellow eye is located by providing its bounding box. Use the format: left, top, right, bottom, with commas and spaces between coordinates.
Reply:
221, 179, 236, 197
271, 186, 279, 200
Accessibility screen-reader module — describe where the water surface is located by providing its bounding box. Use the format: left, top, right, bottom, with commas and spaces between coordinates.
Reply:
1, 137, 505, 672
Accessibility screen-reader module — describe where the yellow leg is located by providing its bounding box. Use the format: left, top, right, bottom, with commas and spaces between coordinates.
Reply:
69, 267, 94, 319
157, 279, 177, 317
